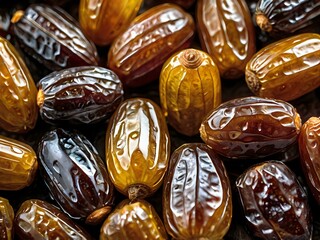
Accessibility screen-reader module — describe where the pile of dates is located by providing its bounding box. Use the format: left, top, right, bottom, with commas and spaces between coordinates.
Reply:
1, 0, 320, 239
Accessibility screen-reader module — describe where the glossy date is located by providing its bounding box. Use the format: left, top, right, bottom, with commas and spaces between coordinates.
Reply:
0, 197, 14, 240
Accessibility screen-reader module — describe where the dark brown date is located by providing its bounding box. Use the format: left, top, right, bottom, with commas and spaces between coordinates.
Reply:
14, 199, 93, 239
200, 96, 301, 159
37, 128, 115, 225
11, 4, 99, 71
236, 161, 312, 240
37, 66, 124, 125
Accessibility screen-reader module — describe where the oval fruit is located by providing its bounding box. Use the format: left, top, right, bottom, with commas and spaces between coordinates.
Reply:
0, 197, 14, 240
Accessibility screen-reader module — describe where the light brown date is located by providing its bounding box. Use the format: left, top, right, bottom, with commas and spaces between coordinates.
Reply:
0, 197, 14, 240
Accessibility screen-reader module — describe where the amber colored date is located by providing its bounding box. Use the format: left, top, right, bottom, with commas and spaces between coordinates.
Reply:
14, 199, 92, 239
246, 33, 320, 101
200, 96, 301, 159
38, 128, 114, 225
106, 98, 170, 200
108, 3, 195, 88
11, 4, 99, 71
37, 66, 124, 125
100, 200, 167, 240
0, 197, 14, 240
197, 0, 256, 79
163, 143, 232, 239
236, 161, 312, 240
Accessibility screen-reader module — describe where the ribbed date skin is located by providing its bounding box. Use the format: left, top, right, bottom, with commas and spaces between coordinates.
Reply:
37, 66, 124, 125
246, 33, 320, 101
79, 0, 143, 46
197, 0, 256, 79
38, 128, 114, 225
108, 3, 195, 88
0, 197, 14, 240
200, 97, 301, 159
163, 143, 232, 240
299, 117, 320, 205
14, 199, 92, 239
100, 200, 167, 240
236, 161, 312, 240
0, 36, 38, 133
255, 0, 320, 35
12, 4, 99, 71
106, 98, 170, 200
0, 135, 38, 190
159, 48, 221, 136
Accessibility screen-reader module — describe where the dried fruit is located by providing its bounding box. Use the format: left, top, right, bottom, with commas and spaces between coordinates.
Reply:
159, 48, 221, 136
200, 96, 301, 159
236, 161, 312, 240
38, 128, 115, 225
108, 3, 195, 88
163, 143, 232, 239
106, 98, 170, 200
37, 66, 124, 125
0, 197, 14, 240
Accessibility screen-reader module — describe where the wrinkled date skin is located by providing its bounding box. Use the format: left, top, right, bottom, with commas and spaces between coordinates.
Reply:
246, 33, 320, 101
163, 143, 232, 239
11, 4, 99, 71
0, 36, 38, 133
106, 98, 170, 200
160, 48, 221, 136
108, 3, 195, 88
236, 161, 312, 240
200, 96, 301, 159
37, 66, 124, 125
255, 0, 320, 36
299, 117, 320, 205
38, 128, 115, 225
0, 197, 14, 240
197, 0, 256, 79
100, 200, 168, 240
14, 199, 93, 239
0, 135, 38, 191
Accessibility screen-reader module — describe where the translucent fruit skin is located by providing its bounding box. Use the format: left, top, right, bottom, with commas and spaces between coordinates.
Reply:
38, 128, 114, 224
163, 143, 232, 240
197, 0, 256, 79
0, 135, 38, 190
299, 117, 320, 205
159, 48, 221, 136
200, 96, 301, 159
79, 0, 143, 46
14, 199, 92, 239
107, 3, 195, 88
105, 98, 170, 199
12, 4, 99, 71
246, 33, 320, 101
100, 200, 168, 240
37, 66, 124, 125
236, 161, 312, 240
0, 197, 14, 240
0, 36, 38, 133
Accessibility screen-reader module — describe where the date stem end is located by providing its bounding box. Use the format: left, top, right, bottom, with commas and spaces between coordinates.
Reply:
128, 184, 150, 200
85, 206, 112, 225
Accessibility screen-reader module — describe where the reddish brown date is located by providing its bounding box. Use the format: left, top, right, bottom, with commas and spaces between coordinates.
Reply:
11, 4, 99, 71
200, 96, 301, 159
236, 161, 312, 240
37, 66, 124, 125
38, 128, 115, 225
163, 143, 232, 239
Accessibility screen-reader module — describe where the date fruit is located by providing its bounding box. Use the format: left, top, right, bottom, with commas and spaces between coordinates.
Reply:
236, 161, 312, 240
163, 143, 232, 239
246, 33, 320, 101
107, 3, 195, 88
0, 197, 14, 240
14, 199, 92, 239
38, 128, 114, 225
160, 48, 221, 136
100, 200, 167, 240
200, 96, 301, 159
11, 4, 99, 71
197, 0, 256, 79
37, 66, 124, 125
106, 98, 170, 200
